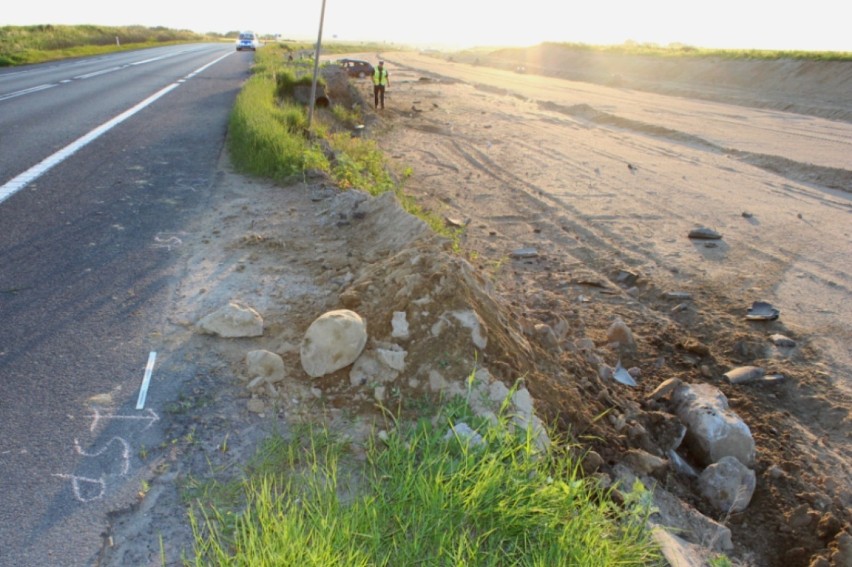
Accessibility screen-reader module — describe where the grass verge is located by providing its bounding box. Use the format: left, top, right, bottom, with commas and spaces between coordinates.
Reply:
227, 43, 462, 245
188, 396, 661, 566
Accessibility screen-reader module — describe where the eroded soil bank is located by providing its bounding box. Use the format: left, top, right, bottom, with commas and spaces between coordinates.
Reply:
102, 48, 851, 566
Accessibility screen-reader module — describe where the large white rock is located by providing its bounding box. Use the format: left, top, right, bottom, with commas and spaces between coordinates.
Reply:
672, 383, 755, 467
300, 309, 367, 378
246, 350, 285, 384
698, 456, 756, 513
197, 301, 264, 338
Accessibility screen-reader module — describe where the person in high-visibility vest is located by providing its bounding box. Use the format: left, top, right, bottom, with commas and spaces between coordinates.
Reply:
372, 61, 390, 110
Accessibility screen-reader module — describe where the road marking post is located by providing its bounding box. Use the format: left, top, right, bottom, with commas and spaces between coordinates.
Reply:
135, 352, 157, 410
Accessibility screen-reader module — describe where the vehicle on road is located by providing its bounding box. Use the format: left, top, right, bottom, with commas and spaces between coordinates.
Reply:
337, 58, 374, 78
236, 32, 260, 51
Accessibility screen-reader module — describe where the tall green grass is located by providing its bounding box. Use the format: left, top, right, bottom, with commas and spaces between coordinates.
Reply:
0, 24, 205, 66
227, 44, 462, 242
188, 399, 660, 566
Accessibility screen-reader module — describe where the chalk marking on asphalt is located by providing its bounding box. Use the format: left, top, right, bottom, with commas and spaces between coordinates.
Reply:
88, 407, 160, 432
74, 437, 131, 476
0, 50, 233, 206
52, 473, 106, 502
136, 351, 157, 410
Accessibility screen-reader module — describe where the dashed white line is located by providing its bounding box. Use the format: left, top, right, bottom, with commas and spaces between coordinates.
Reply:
0, 50, 232, 206
0, 83, 57, 102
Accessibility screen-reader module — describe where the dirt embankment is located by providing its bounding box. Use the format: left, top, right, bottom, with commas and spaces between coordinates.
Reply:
103, 50, 851, 567
465, 44, 852, 123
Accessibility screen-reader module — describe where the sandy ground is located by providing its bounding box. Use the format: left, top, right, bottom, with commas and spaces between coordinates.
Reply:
100, 49, 850, 566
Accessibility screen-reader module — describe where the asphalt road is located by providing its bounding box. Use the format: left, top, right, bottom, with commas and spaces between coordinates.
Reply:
0, 43, 251, 566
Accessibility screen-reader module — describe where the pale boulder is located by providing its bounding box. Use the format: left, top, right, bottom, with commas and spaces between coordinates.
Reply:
672, 383, 755, 467
698, 456, 756, 513
246, 350, 285, 384
300, 309, 368, 378
198, 301, 264, 338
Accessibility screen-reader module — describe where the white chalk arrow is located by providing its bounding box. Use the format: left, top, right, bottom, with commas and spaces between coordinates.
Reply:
88, 408, 160, 432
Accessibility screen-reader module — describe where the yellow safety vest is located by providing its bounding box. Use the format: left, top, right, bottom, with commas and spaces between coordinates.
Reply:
373, 67, 388, 86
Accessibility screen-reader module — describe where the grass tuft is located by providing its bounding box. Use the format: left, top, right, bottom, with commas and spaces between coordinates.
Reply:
188, 399, 660, 566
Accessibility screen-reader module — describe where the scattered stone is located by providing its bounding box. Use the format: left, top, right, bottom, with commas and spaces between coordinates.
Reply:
704, 242, 718, 248
349, 348, 403, 387
246, 398, 266, 414
671, 302, 689, 313
444, 422, 485, 447
533, 323, 561, 352
510, 247, 538, 259
746, 300, 780, 321
300, 309, 368, 378
770, 334, 797, 348
445, 216, 466, 228
391, 311, 410, 339
599, 364, 614, 381
664, 291, 693, 300
246, 350, 285, 384
339, 289, 361, 309
581, 450, 604, 475
761, 374, 787, 384
742, 211, 754, 218
615, 270, 640, 287
698, 455, 756, 513
681, 337, 711, 356
647, 378, 683, 401
625, 449, 668, 476
612, 359, 637, 387
197, 301, 264, 338
688, 227, 722, 240
606, 316, 636, 349
373, 386, 386, 402
724, 365, 765, 385
672, 383, 756, 467
652, 527, 706, 567
766, 464, 786, 480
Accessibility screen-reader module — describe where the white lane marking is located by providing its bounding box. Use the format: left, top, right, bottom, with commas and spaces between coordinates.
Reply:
73, 66, 123, 80
0, 50, 233, 206
135, 351, 157, 410
0, 83, 57, 102
0, 83, 177, 204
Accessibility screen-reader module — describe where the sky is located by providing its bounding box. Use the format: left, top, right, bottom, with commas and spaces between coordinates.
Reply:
4, 0, 850, 53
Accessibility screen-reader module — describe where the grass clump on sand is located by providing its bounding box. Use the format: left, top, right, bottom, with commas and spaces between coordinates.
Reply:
227, 43, 461, 243
188, 396, 661, 566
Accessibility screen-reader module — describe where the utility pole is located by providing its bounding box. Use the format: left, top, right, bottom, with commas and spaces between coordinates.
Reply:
307, 0, 328, 133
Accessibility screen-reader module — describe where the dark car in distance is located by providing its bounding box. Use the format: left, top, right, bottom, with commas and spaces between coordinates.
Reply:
337, 58, 374, 78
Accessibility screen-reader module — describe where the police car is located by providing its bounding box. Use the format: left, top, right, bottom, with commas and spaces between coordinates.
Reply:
236, 32, 260, 51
